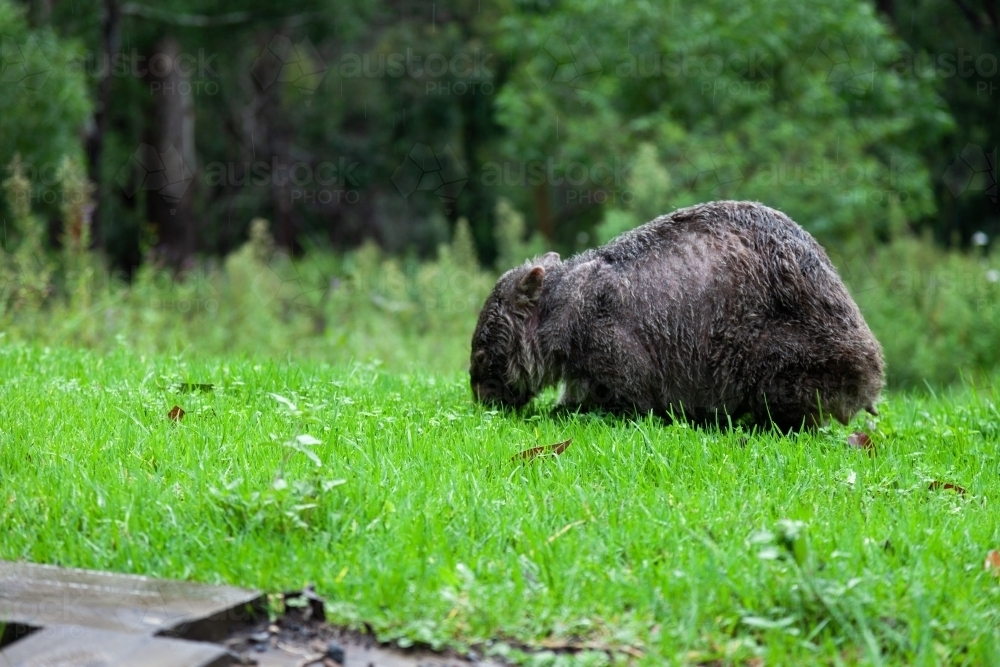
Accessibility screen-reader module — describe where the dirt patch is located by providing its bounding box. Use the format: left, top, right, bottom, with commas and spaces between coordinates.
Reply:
223, 615, 501, 667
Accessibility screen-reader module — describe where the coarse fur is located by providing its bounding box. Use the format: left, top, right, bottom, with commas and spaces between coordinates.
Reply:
470, 200, 885, 431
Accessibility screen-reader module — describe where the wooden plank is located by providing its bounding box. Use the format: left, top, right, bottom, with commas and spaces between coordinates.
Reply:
0, 624, 232, 667
0, 561, 261, 641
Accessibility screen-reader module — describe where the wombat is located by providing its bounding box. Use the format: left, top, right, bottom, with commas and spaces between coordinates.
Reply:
470, 200, 884, 430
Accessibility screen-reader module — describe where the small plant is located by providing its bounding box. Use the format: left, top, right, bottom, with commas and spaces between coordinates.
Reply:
494, 197, 546, 271
2, 154, 53, 313
55, 156, 97, 308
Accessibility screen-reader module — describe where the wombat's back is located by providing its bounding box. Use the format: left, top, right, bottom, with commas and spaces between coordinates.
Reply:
554, 200, 884, 429
590, 200, 819, 267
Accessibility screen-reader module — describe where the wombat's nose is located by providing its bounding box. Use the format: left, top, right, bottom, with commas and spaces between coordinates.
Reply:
471, 380, 493, 403
472, 379, 514, 406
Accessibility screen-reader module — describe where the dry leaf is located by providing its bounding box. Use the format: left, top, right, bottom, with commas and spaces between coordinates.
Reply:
847, 431, 873, 452
985, 550, 1000, 576
512, 438, 572, 463
167, 405, 185, 421
928, 480, 966, 495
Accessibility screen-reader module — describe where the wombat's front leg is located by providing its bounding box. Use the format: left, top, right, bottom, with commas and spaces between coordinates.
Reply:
556, 379, 589, 412
557, 378, 635, 414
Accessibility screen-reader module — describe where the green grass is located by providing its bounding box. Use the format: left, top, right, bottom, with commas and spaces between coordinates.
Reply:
2, 342, 1000, 665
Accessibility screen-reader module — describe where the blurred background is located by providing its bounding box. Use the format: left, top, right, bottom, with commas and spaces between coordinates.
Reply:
0, 0, 997, 387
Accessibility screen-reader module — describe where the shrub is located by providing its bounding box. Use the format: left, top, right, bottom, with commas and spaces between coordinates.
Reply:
834, 236, 1000, 387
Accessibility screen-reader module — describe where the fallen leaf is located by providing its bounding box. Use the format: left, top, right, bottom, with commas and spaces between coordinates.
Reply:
928, 480, 966, 495
512, 438, 572, 463
985, 550, 1000, 576
167, 405, 185, 421
847, 431, 873, 452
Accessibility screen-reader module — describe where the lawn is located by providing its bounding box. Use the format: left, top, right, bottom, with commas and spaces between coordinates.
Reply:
2, 342, 1000, 665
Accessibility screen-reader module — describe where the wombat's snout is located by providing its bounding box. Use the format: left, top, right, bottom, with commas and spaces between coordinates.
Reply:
471, 377, 529, 408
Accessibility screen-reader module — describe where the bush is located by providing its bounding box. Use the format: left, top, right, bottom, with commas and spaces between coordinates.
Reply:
834, 236, 1000, 388
0, 204, 496, 372
0, 0, 92, 226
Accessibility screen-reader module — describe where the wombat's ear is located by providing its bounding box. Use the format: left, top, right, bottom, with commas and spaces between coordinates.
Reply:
516, 266, 545, 306
538, 251, 561, 267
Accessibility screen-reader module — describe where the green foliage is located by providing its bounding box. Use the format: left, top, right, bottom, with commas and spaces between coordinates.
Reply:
55, 156, 98, 310
594, 143, 672, 244
448, 217, 479, 271
496, 0, 951, 243
493, 197, 547, 271
0, 0, 92, 225
837, 237, 1000, 387
0, 212, 495, 370
1, 155, 53, 312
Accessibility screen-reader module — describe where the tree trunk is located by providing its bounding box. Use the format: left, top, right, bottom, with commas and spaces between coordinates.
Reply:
85, 0, 120, 249
533, 182, 554, 242
146, 35, 197, 268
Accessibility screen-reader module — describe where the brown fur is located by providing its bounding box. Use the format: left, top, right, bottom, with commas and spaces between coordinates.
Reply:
470, 200, 885, 430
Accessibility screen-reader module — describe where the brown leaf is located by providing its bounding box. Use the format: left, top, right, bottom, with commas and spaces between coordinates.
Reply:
985, 550, 1000, 576
512, 438, 572, 463
847, 430, 874, 452
167, 405, 186, 421
928, 480, 966, 495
